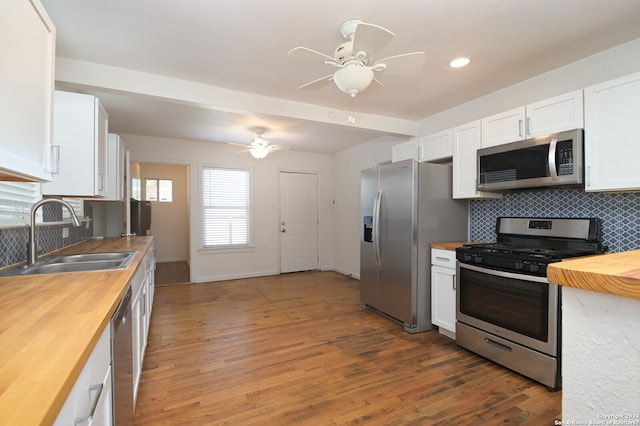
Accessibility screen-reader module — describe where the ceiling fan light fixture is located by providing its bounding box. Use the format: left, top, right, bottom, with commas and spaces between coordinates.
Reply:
250, 145, 269, 159
333, 64, 374, 97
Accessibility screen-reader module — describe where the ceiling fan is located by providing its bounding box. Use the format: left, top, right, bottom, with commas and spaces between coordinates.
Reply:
232, 128, 289, 159
288, 19, 426, 98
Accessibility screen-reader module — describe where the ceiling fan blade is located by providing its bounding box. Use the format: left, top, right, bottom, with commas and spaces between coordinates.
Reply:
299, 75, 334, 90
359, 78, 384, 97
270, 144, 290, 151
288, 47, 338, 64
352, 23, 394, 57
374, 52, 426, 75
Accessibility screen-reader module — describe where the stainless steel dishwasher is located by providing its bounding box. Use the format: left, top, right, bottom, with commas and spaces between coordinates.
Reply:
112, 287, 133, 425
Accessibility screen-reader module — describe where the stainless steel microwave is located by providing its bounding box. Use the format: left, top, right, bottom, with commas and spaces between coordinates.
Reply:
477, 128, 583, 191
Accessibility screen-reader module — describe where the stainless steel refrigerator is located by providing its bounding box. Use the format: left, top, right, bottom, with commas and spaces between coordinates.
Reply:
360, 159, 468, 333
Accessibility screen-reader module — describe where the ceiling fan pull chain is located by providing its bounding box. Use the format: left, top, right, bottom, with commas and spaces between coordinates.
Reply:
348, 96, 356, 124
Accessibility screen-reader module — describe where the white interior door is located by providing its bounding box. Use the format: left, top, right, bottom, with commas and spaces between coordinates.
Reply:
279, 172, 318, 273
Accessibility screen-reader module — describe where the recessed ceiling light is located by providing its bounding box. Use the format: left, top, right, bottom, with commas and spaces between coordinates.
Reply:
450, 57, 471, 68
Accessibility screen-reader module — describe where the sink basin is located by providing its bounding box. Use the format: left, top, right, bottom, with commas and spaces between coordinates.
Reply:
52, 252, 135, 263
0, 251, 137, 276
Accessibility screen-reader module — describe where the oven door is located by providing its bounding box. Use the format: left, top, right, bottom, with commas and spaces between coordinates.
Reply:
456, 262, 559, 356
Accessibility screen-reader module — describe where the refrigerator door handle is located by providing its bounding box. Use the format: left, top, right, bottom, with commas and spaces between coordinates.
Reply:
372, 188, 383, 266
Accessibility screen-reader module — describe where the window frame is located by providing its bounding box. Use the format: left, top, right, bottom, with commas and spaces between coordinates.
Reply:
200, 165, 253, 250
144, 178, 173, 202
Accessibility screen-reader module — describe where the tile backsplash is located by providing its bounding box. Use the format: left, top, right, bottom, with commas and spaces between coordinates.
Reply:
469, 189, 640, 253
0, 202, 92, 268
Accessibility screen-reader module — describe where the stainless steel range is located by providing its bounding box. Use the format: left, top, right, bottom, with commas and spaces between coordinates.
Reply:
455, 217, 606, 389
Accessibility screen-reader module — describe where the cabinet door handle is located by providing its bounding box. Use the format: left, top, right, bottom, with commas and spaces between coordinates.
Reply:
74, 383, 103, 425
436, 256, 451, 262
51, 145, 61, 174
518, 120, 523, 137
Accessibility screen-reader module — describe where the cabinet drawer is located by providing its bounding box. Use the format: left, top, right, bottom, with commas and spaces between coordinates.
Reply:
431, 248, 456, 268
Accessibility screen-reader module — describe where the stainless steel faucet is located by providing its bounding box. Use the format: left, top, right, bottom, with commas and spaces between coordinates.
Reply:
28, 199, 81, 266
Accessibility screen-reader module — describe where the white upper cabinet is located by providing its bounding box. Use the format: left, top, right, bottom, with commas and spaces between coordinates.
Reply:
391, 139, 418, 163
0, 0, 55, 182
481, 108, 526, 148
103, 134, 125, 201
43, 91, 109, 197
418, 129, 453, 162
452, 120, 502, 200
526, 90, 584, 137
481, 90, 584, 148
584, 72, 640, 192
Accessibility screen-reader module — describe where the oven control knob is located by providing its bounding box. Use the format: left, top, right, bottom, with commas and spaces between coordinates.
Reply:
472, 255, 482, 263
528, 263, 540, 273
515, 261, 524, 270
463, 254, 472, 262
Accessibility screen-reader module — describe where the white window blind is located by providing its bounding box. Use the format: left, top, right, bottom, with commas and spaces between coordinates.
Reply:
62, 198, 84, 220
202, 167, 249, 247
0, 182, 40, 225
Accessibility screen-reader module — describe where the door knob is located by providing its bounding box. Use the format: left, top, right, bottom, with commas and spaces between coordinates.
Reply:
281, 229, 286, 233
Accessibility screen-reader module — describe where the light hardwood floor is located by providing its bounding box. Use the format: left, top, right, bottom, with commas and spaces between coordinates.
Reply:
134, 271, 561, 425
155, 261, 190, 285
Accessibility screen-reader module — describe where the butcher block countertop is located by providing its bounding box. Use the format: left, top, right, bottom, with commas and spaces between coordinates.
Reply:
0, 236, 153, 426
430, 241, 477, 251
547, 249, 640, 300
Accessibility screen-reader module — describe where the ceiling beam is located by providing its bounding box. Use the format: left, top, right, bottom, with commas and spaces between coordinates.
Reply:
54, 58, 417, 137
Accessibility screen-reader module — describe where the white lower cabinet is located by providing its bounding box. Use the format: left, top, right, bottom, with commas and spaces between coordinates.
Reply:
55, 326, 112, 426
431, 248, 457, 337
132, 246, 156, 406
131, 263, 146, 405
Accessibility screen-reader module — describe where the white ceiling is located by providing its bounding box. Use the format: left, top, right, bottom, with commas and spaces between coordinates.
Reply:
41, 0, 640, 154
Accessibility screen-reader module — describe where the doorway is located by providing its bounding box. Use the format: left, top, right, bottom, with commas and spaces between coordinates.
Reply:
137, 162, 190, 282
279, 172, 319, 273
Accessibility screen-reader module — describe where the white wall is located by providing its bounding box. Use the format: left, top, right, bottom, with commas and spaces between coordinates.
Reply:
562, 287, 640, 421
138, 163, 189, 263
124, 134, 334, 283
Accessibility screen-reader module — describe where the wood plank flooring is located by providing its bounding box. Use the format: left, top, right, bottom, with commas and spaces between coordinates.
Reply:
155, 261, 190, 285
134, 271, 561, 425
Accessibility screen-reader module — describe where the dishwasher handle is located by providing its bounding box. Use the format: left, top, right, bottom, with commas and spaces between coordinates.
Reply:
112, 287, 131, 333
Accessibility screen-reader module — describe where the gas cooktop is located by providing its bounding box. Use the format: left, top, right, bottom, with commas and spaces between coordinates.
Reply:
457, 217, 607, 276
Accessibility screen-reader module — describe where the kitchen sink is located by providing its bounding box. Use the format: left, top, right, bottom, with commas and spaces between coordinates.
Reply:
0, 251, 137, 276
52, 252, 135, 263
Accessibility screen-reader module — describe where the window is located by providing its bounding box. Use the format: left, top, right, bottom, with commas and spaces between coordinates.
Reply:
0, 182, 40, 226
62, 198, 84, 220
145, 178, 173, 202
202, 167, 249, 247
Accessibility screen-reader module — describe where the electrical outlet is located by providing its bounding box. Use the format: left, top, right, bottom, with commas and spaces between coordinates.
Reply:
62, 227, 69, 238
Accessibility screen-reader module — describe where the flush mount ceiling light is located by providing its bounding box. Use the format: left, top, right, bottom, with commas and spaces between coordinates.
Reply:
288, 19, 425, 98
449, 57, 471, 68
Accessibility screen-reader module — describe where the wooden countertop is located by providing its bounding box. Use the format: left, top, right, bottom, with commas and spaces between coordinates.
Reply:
547, 249, 640, 300
0, 236, 153, 426
431, 241, 478, 251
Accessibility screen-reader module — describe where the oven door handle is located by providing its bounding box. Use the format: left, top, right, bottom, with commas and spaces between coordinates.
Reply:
458, 262, 549, 283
